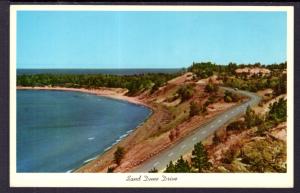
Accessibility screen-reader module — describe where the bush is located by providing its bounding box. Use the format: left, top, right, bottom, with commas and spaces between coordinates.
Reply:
224, 95, 232, 102
224, 90, 240, 102
245, 106, 263, 128
226, 120, 246, 131
207, 95, 217, 104
149, 167, 158, 173
267, 97, 287, 123
212, 131, 221, 145
107, 166, 115, 173
150, 83, 159, 94
189, 102, 201, 117
114, 146, 125, 165
241, 140, 286, 172
205, 83, 219, 93
222, 149, 236, 164
256, 121, 275, 135
169, 130, 175, 141
176, 85, 194, 101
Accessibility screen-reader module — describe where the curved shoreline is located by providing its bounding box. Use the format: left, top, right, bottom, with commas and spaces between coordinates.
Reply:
17, 86, 152, 109
17, 86, 155, 172
17, 85, 252, 173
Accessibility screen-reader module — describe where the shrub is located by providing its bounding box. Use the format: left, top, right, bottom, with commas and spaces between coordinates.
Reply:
169, 130, 175, 141
114, 146, 125, 165
267, 97, 287, 123
256, 121, 275, 135
207, 95, 217, 104
175, 127, 180, 138
241, 140, 286, 172
189, 101, 201, 117
205, 83, 219, 93
245, 106, 263, 128
222, 149, 236, 164
212, 131, 221, 145
226, 120, 246, 131
224, 95, 232, 102
107, 167, 115, 173
176, 85, 194, 101
149, 167, 158, 173
224, 90, 240, 102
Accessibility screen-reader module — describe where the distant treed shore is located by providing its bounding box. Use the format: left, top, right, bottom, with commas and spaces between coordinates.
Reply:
17, 72, 180, 96
17, 62, 287, 96
17, 68, 182, 76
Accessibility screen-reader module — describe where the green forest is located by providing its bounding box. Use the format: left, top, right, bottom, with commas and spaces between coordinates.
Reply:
17, 72, 179, 95
17, 62, 287, 96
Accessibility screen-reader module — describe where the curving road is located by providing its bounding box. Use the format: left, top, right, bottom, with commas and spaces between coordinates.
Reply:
132, 87, 261, 172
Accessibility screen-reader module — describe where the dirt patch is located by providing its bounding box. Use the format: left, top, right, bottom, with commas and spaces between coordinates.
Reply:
196, 75, 222, 85
167, 72, 193, 85
269, 122, 287, 142
235, 67, 270, 76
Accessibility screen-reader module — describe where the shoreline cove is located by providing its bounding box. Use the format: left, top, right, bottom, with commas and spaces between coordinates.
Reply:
17, 86, 154, 172
17, 86, 153, 109
17, 84, 248, 173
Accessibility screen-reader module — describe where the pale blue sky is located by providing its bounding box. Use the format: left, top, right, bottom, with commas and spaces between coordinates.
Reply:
17, 11, 287, 69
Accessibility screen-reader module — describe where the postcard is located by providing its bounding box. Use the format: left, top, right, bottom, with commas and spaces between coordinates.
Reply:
10, 5, 294, 187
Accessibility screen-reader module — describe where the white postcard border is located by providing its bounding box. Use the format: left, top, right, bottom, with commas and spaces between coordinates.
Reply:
10, 5, 294, 188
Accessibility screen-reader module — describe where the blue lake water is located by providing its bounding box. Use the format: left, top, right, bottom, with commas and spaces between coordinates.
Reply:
17, 90, 151, 172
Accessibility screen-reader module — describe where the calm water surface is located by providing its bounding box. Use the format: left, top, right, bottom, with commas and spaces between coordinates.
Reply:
17, 90, 151, 172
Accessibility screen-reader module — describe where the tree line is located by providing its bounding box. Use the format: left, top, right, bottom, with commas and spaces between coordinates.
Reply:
17, 61, 287, 95
17, 73, 179, 95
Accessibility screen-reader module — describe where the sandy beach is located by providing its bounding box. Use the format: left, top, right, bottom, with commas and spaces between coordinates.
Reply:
17, 86, 150, 108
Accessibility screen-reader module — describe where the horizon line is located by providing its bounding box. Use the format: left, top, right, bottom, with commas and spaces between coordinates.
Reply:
17, 61, 287, 70
17, 67, 186, 70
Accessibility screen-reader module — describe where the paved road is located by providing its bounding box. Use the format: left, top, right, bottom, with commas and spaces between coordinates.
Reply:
132, 87, 261, 172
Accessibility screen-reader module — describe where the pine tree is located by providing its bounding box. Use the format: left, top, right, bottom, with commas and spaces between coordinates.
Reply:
268, 97, 287, 123
164, 161, 176, 173
174, 156, 192, 173
191, 142, 210, 172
